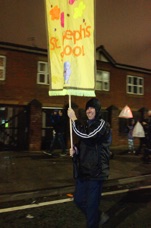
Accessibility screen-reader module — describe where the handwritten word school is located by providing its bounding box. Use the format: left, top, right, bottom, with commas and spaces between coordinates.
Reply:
50, 24, 92, 58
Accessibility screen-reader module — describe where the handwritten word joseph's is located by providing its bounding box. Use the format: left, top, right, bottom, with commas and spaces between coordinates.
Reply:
50, 25, 91, 57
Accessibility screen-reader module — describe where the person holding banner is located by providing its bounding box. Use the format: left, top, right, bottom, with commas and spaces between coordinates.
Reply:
68, 98, 111, 227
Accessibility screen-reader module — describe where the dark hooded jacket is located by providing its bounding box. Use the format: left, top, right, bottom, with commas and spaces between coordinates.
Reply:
72, 98, 111, 180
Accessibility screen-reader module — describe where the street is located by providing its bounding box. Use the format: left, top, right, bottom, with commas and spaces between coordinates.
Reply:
0, 188, 151, 228
0, 150, 151, 227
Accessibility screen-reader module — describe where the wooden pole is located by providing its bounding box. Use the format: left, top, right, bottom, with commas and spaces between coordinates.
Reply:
69, 95, 73, 149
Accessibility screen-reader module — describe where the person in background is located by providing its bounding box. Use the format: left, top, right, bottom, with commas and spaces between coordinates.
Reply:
142, 110, 151, 162
49, 109, 67, 157
68, 98, 111, 228
136, 110, 151, 155
127, 118, 135, 154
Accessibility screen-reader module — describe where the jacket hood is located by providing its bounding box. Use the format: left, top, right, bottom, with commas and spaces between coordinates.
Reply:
85, 98, 101, 119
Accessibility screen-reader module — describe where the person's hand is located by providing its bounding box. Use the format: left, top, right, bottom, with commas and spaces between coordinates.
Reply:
69, 146, 78, 157
67, 108, 77, 121
69, 147, 75, 157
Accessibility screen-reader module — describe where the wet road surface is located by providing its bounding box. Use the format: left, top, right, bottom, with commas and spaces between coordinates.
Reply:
0, 188, 151, 227
0, 150, 151, 227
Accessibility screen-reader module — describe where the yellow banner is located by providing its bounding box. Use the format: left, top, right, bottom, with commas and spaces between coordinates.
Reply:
45, 0, 95, 97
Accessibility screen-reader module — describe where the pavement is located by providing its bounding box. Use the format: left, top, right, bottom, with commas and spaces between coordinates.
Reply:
0, 148, 151, 203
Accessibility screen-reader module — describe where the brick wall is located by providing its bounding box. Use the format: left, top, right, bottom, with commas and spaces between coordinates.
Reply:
1, 44, 150, 150
28, 99, 42, 151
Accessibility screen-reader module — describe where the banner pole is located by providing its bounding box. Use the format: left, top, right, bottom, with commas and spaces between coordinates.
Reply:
69, 95, 73, 149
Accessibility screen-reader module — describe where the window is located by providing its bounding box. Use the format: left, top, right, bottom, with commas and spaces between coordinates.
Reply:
96, 70, 110, 91
37, 61, 49, 84
0, 56, 6, 80
127, 75, 144, 95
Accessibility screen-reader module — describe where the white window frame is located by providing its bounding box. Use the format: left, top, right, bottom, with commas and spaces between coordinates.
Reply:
95, 70, 110, 91
37, 61, 49, 85
127, 75, 144, 95
0, 56, 6, 81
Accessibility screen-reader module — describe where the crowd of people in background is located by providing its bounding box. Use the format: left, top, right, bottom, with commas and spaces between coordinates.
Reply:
43, 109, 67, 157
126, 110, 151, 162
43, 107, 151, 163
139, 110, 151, 162
49, 109, 67, 157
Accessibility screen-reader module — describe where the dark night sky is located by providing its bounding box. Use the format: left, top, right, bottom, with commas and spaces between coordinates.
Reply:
0, 0, 151, 69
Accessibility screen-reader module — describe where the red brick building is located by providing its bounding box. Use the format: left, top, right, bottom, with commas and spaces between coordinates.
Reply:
0, 42, 151, 151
